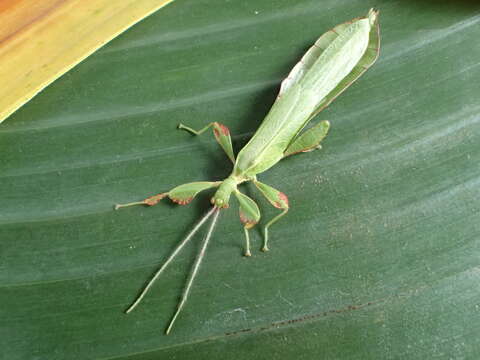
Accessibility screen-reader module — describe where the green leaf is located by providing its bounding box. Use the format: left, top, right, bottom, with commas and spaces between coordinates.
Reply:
2, 1, 480, 359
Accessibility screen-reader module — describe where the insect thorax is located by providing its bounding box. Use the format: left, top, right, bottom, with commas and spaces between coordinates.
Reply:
211, 175, 240, 208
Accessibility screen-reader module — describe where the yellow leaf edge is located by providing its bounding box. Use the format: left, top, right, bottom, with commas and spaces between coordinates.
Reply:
0, 0, 176, 124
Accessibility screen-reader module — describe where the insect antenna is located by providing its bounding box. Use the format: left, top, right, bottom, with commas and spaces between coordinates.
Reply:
125, 206, 217, 314
165, 207, 221, 334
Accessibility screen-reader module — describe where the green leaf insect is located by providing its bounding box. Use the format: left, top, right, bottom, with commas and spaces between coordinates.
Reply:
116, 9, 380, 334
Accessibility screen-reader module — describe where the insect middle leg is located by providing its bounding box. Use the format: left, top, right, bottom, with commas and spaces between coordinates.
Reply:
178, 122, 235, 163
253, 180, 289, 252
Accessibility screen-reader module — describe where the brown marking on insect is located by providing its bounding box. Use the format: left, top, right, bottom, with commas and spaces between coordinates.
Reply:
285, 149, 302, 157
273, 201, 282, 209
284, 144, 320, 157
218, 123, 230, 136
170, 196, 193, 205
144, 193, 167, 206
213, 128, 220, 138
301, 144, 319, 153
278, 192, 289, 207
240, 211, 257, 229
273, 193, 288, 208
330, 28, 338, 35
346, 16, 364, 24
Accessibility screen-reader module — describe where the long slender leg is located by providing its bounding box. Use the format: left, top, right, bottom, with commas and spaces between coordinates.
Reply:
263, 209, 288, 252
177, 123, 213, 135
178, 122, 235, 163
115, 192, 168, 209
243, 228, 251, 257
125, 207, 217, 314
253, 181, 289, 252
165, 207, 221, 334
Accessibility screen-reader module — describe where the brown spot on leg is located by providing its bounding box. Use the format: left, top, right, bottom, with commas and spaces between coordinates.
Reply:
144, 193, 167, 206
218, 123, 230, 136
240, 212, 257, 229
170, 197, 193, 205
278, 192, 289, 208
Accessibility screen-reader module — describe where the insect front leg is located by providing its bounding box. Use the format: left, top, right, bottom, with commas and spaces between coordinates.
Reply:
253, 181, 289, 252
283, 120, 330, 158
178, 122, 235, 163
115, 181, 221, 209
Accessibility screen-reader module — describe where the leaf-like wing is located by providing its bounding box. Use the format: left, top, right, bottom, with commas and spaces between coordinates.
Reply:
308, 9, 380, 120
234, 10, 379, 177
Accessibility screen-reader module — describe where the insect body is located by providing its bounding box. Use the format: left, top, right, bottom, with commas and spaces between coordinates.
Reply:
116, 9, 380, 334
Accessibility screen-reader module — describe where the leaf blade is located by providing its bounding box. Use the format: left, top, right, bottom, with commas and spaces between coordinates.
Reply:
0, 0, 175, 124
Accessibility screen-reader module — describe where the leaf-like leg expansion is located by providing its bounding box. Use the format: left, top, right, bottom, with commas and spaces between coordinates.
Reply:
234, 191, 260, 256
115, 181, 221, 209
165, 207, 221, 334
178, 122, 235, 163
253, 181, 289, 252
283, 120, 330, 158
125, 206, 217, 314
168, 181, 221, 205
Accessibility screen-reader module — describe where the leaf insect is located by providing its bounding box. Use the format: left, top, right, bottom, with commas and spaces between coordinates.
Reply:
116, 9, 380, 334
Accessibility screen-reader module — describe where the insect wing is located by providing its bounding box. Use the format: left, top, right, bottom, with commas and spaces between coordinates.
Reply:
234, 10, 380, 178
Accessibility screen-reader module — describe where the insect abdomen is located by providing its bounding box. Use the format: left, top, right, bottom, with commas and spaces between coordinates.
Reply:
234, 86, 314, 176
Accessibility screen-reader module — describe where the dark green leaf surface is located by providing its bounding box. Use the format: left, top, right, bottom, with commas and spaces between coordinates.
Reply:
2, 0, 480, 359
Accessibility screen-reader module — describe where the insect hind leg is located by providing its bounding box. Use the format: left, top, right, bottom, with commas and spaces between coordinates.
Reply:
253, 181, 289, 252
283, 120, 330, 158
